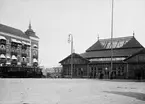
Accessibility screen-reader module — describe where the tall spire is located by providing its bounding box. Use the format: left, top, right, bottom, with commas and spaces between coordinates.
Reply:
29, 20, 32, 29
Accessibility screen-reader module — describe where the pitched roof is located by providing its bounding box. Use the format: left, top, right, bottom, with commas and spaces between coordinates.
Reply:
59, 53, 89, 63
122, 37, 143, 48
80, 48, 143, 59
124, 48, 145, 61
86, 40, 104, 51
0, 24, 29, 39
86, 36, 143, 52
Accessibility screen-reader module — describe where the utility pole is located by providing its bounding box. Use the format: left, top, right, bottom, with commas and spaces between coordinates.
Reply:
110, 0, 114, 79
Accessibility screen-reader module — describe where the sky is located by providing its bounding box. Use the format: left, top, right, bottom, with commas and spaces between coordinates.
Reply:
0, 0, 145, 67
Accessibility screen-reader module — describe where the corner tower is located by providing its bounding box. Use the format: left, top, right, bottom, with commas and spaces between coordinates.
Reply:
25, 22, 39, 67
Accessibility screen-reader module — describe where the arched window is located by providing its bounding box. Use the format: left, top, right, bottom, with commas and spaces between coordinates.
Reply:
33, 50, 37, 56
22, 57, 26, 62
0, 45, 5, 50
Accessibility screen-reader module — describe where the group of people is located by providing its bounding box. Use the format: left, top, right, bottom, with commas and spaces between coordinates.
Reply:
89, 71, 104, 79
89, 71, 117, 79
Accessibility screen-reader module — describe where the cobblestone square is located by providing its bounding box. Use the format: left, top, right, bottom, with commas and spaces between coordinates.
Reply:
0, 79, 145, 104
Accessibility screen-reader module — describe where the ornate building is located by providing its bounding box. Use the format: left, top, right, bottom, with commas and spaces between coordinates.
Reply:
0, 23, 39, 67
60, 36, 145, 79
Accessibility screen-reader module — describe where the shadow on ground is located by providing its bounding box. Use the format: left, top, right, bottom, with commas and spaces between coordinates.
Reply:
95, 79, 145, 82
104, 91, 145, 101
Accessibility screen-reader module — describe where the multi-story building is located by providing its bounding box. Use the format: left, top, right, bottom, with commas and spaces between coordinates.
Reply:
0, 23, 39, 67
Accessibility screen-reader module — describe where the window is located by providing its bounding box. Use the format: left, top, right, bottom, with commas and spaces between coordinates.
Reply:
101, 41, 108, 48
112, 41, 118, 48
117, 66, 124, 76
33, 50, 37, 56
0, 45, 6, 50
22, 57, 25, 61
106, 42, 111, 49
116, 41, 125, 48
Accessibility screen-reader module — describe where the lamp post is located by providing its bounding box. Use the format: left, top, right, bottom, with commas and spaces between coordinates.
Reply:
68, 33, 73, 78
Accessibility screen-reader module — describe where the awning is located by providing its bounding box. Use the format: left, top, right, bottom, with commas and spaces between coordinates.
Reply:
33, 44, 38, 48
16, 40, 22, 44
17, 62, 21, 65
22, 41, 27, 44
33, 58, 38, 62
11, 38, 17, 43
11, 39, 22, 44
26, 42, 31, 46
6, 62, 11, 65
0, 54, 6, 58
0, 36, 6, 40
22, 41, 31, 46
11, 55, 17, 60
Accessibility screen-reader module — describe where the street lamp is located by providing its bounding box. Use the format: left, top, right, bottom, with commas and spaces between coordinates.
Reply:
68, 33, 73, 78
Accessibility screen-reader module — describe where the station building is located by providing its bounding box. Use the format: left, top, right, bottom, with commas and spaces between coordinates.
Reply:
59, 35, 145, 79
0, 23, 39, 67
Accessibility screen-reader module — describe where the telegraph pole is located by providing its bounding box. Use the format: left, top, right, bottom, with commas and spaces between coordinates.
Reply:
110, 0, 114, 79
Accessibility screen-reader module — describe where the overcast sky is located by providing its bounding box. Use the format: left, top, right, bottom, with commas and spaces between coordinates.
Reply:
0, 0, 145, 67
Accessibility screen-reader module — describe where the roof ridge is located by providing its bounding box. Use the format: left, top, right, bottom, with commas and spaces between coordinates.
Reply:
99, 36, 133, 41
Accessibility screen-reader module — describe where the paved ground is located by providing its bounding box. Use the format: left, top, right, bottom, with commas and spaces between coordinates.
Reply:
0, 79, 145, 104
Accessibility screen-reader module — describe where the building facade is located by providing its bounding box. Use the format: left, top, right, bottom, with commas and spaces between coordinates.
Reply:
0, 23, 39, 67
60, 36, 145, 79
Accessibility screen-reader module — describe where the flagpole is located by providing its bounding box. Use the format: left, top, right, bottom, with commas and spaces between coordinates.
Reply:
110, 0, 114, 79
